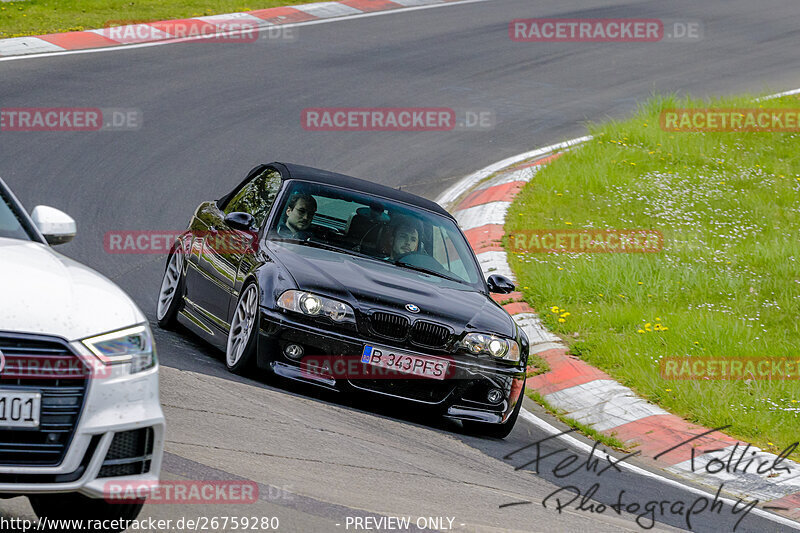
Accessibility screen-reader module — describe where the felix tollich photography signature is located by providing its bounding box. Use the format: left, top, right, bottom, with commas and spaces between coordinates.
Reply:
499, 426, 796, 530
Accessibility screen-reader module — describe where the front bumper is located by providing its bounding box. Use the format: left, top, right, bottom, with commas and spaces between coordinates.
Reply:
258, 308, 526, 424
0, 342, 165, 500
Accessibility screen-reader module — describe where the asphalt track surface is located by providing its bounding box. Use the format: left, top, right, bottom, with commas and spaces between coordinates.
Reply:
1, 0, 800, 531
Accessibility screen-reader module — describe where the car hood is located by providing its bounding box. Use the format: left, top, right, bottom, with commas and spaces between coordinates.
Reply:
269, 242, 514, 336
0, 237, 145, 341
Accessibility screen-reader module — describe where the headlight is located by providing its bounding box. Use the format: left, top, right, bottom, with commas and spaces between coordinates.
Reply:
458, 333, 520, 363
277, 290, 355, 324
82, 324, 156, 374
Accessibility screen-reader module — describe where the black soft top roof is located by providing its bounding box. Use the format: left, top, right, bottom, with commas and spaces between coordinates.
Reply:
273, 162, 452, 219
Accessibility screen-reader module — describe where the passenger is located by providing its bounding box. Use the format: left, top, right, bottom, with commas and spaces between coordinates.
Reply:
277, 193, 317, 240
385, 215, 423, 261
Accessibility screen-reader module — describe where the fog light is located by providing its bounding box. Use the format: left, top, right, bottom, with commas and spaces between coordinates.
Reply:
487, 388, 503, 404
284, 344, 304, 360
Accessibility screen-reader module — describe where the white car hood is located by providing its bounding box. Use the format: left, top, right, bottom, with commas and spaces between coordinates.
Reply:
0, 237, 145, 341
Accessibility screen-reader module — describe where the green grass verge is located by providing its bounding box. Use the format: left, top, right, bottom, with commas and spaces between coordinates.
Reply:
0, 0, 322, 39
508, 93, 800, 460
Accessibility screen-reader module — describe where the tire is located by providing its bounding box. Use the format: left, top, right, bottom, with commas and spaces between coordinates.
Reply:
462, 383, 525, 439
225, 281, 260, 375
29, 493, 144, 532
156, 248, 185, 329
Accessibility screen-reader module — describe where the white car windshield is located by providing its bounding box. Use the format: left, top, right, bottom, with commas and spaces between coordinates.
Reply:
0, 188, 35, 242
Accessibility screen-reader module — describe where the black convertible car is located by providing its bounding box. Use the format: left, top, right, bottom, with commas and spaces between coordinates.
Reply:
156, 163, 529, 437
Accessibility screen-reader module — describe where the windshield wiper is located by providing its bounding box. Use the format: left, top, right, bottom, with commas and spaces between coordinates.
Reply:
391, 260, 463, 283
272, 236, 374, 259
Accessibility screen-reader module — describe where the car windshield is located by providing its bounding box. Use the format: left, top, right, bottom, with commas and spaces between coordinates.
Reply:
0, 187, 35, 242
268, 181, 485, 290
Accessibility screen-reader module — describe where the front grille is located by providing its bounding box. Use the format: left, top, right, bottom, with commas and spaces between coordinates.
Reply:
0, 435, 100, 484
98, 427, 154, 478
0, 333, 88, 466
369, 312, 409, 340
410, 321, 450, 348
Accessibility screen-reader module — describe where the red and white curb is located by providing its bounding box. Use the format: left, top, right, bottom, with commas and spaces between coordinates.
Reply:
0, 0, 471, 58
443, 145, 800, 522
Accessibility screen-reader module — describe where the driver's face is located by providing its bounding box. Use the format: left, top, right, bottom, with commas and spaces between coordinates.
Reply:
286, 199, 315, 232
392, 228, 419, 258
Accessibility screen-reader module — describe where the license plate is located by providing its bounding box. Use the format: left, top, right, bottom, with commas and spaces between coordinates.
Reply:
0, 391, 41, 428
361, 345, 450, 380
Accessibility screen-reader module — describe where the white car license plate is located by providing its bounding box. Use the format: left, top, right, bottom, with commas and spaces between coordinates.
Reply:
0, 391, 41, 428
361, 345, 450, 380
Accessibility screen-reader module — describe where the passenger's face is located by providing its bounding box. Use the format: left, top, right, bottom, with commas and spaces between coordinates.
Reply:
392, 228, 419, 258
286, 199, 315, 232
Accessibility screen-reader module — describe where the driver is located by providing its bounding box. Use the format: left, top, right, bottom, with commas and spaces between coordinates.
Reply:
386, 215, 422, 260
277, 193, 317, 240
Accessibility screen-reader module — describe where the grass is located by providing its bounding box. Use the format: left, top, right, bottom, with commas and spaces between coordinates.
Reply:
507, 93, 800, 460
0, 0, 322, 39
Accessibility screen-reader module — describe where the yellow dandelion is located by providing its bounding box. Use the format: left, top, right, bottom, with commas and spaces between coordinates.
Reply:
637, 329, 645, 334
558, 318, 566, 323
560, 312, 571, 318
565, 222, 572, 225
638, 281, 643, 285
694, 341, 699, 345
656, 317, 661, 321
644, 323, 652, 332
550, 306, 559, 313
665, 389, 672, 392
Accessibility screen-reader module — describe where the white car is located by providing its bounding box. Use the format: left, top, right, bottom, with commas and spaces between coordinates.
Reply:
0, 177, 165, 526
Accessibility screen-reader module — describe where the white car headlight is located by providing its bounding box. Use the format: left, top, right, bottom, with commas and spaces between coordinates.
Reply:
82, 324, 156, 374
458, 333, 520, 363
277, 290, 355, 324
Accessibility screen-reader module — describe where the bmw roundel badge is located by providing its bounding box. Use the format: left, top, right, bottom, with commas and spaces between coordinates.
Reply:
405, 304, 420, 313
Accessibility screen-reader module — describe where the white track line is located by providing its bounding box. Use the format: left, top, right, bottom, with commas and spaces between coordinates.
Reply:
436, 135, 591, 209
0, 0, 492, 62
519, 410, 800, 530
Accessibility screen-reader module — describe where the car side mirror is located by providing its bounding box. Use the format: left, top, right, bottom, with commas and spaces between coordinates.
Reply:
224, 211, 255, 231
487, 274, 515, 294
31, 205, 76, 245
